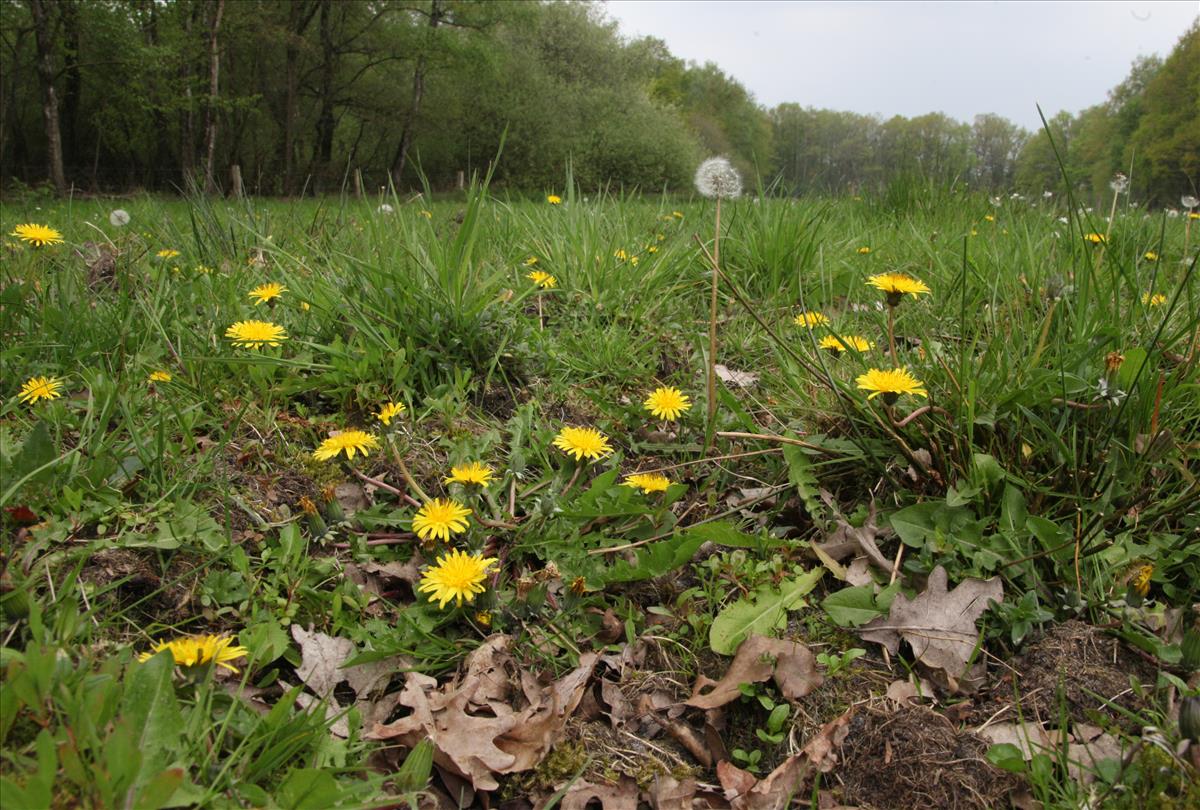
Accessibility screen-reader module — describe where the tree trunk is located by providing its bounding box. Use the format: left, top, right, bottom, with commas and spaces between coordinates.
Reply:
179, 0, 199, 180
313, 0, 337, 184
27, 0, 66, 194
60, 0, 81, 173
281, 1, 317, 195
390, 0, 443, 188
202, 0, 225, 193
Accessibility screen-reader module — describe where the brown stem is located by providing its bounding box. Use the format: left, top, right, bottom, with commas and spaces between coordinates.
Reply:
350, 468, 421, 507
560, 464, 582, 498
715, 431, 819, 449
891, 405, 953, 429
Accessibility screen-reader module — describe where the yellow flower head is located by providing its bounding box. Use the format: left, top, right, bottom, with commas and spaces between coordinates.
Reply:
1142, 292, 1167, 307
983, 214, 995, 223
857, 246, 872, 254
225, 320, 287, 348
1084, 232, 1106, 245
138, 633, 249, 673
445, 462, 495, 487
148, 370, 172, 383
643, 386, 691, 421
1130, 564, 1153, 597
523, 255, 539, 267
820, 335, 874, 353
866, 273, 931, 305
553, 426, 613, 461
614, 248, 630, 262
157, 249, 181, 259
375, 401, 406, 425
856, 367, 928, 403
10, 223, 63, 248
474, 610, 492, 627
1143, 251, 1158, 262
195, 265, 214, 275
647, 245, 659, 254
18, 376, 63, 405
417, 548, 498, 609
672, 211, 684, 219
527, 270, 557, 289
793, 311, 830, 329
419, 209, 432, 219
312, 430, 379, 462
412, 498, 472, 542
623, 472, 672, 494
248, 282, 287, 304
547, 194, 562, 205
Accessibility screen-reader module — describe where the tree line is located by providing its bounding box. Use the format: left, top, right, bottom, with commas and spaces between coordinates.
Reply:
1, 1, 1195, 204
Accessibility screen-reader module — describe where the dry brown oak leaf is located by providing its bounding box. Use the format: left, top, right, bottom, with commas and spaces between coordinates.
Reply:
686, 635, 822, 710
860, 565, 1002, 679
366, 634, 597, 792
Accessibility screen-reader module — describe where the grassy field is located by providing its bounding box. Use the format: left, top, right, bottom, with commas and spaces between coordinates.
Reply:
1, 177, 1197, 809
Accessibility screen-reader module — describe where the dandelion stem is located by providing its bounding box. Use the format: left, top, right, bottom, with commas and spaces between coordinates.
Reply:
561, 464, 582, 498
537, 293, 543, 331
887, 305, 898, 365
705, 196, 722, 451
387, 437, 429, 502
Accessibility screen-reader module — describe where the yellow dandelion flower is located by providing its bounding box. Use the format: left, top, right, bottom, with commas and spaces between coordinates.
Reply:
312, 430, 379, 462
672, 211, 683, 219
1190, 212, 1199, 220
647, 245, 659, 254
156, 249, 180, 259
643, 387, 691, 421
411, 498, 472, 542
527, 270, 557, 289
623, 472, 672, 493
547, 194, 562, 205
10, 223, 63, 248
474, 610, 492, 626
445, 462, 495, 487
856, 367, 928, 404
614, 248, 629, 262
417, 548, 498, 609
1131, 564, 1153, 597
984, 214, 995, 223
419, 209, 432, 219
1143, 251, 1158, 262
630, 255, 640, 267
17, 376, 63, 405
1084, 233, 1106, 245
857, 246, 872, 254
139, 633, 249, 673
1142, 292, 1167, 307
866, 273, 931, 305
819, 335, 874, 353
553, 426, 613, 461
375, 401, 406, 425
793, 311, 830, 328
523, 255, 539, 267
195, 265, 214, 275
248, 282, 287, 304
225, 320, 287, 348
148, 370, 172, 383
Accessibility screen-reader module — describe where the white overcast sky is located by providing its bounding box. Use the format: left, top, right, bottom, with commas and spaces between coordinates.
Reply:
602, 1, 1199, 130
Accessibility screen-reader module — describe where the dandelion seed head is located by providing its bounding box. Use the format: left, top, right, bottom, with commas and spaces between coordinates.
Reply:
694, 157, 742, 200
109, 209, 131, 227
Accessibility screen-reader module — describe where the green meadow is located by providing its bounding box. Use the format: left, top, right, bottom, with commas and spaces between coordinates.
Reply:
1, 178, 1197, 808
